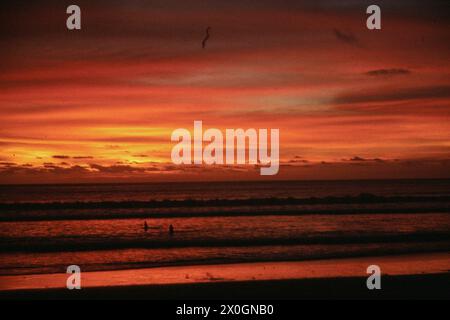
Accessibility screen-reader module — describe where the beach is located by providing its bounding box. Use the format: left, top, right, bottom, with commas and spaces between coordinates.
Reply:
1, 180, 449, 299
1, 252, 449, 299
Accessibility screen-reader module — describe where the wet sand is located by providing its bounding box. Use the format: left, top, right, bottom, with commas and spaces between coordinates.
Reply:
1, 252, 449, 299
1, 274, 448, 299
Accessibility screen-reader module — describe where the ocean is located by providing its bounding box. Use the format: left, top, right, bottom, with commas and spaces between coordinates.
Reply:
0, 179, 449, 276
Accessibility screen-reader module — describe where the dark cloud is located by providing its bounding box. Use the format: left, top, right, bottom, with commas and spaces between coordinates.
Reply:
333, 29, 359, 46
52, 155, 70, 159
349, 156, 366, 161
73, 156, 94, 159
288, 158, 309, 164
365, 68, 411, 77
343, 156, 386, 163
0, 164, 90, 175
43, 163, 59, 168
0, 162, 16, 166
334, 85, 450, 105
89, 136, 168, 144
89, 163, 158, 173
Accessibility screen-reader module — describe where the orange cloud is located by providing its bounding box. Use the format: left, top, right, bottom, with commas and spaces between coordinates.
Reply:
1, 1, 449, 183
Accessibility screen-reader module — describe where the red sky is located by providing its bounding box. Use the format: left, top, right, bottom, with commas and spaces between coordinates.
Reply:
0, 0, 449, 183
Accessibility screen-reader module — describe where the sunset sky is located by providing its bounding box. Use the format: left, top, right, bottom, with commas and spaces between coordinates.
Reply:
1, 0, 449, 183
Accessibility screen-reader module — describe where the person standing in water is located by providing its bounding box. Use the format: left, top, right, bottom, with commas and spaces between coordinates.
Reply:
144, 221, 149, 232
169, 224, 174, 235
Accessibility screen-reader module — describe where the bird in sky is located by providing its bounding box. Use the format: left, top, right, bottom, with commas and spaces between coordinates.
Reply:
202, 27, 211, 49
